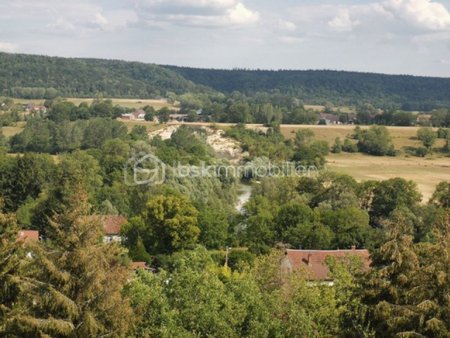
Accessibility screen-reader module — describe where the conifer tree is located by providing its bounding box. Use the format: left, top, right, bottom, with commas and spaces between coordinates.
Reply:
0, 200, 26, 336
8, 189, 133, 337
362, 210, 420, 336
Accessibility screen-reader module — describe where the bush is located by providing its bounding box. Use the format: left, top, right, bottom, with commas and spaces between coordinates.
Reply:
331, 137, 342, 153
342, 138, 358, 153
357, 126, 396, 156
417, 127, 437, 150
437, 128, 449, 139
415, 146, 428, 157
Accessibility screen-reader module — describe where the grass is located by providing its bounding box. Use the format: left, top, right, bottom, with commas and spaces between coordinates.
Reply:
1, 122, 26, 138
327, 152, 450, 203
12, 98, 177, 110
279, 124, 446, 150
304, 105, 355, 113
120, 119, 167, 132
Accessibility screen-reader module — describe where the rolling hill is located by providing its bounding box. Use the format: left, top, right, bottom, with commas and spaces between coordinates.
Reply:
165, 66, 450, 109
2, 52, 450, 109
0, 52, 204, 99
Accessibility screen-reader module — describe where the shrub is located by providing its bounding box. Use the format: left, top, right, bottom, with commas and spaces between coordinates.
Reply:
357, 126, 395, 156
342, 138, 358, 153
415, 147, 428, 157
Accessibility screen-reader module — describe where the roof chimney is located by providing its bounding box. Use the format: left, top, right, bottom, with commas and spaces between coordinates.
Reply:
351, 245, 356, 251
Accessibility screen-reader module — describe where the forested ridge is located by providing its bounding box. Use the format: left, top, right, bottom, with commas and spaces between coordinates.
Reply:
2, 52, 450, 109
0, 52, 203, 98
167, 66, 450, 108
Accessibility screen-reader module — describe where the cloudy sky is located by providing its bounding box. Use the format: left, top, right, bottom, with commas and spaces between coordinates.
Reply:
1, 0, 450, 76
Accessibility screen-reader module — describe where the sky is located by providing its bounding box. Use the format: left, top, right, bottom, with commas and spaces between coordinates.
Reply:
1, 0, 450, 76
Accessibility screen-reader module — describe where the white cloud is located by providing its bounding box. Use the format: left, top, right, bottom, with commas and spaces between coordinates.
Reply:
141, 0, 237, 11
279, 36, 304, 44
288, 0, 450, 39
278, 20, 297, 32
135, 0, 259, 27
328, 10, 360, 32
383, 0, 450, 31
227, 3, 259, 25
0, 42, 18, 52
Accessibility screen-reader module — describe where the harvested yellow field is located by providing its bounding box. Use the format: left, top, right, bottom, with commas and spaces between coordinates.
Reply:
1, 122, 26, 138
304, 105, 355, 113
119, 119, 167, 132
327, 153, 450, 202
11, 98, 177, 110
279, 124, 446, 150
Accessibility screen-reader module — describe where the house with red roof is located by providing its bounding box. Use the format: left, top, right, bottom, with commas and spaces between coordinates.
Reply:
281, 247, 371, 284
101, 215, 127, 243
16, 230, 40, 242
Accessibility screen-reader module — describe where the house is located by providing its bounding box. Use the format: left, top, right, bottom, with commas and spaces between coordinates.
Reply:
281, 247, 371, 284
169, 113, 188, 122
25, 104, 47, 114
121, 110, 146, 121
319, 113, 340, 125
102, 215, 128, 243
16, 230, 40, 242
130, 261, 153, 272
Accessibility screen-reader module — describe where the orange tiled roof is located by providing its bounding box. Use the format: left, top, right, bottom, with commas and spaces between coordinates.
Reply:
102, 215, 127, 235
284, 248, 371, 281
17, 230, 39, 242
131, 261, 148, 270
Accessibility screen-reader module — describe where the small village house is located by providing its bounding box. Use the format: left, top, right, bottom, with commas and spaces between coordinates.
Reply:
281, 247, 371, 284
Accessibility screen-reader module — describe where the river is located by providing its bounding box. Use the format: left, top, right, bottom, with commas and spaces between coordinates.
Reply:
235, 184, 252, 213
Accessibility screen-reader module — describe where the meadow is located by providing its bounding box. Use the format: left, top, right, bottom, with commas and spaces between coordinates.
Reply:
326, 153, 450, 202
278, 124, 449, 202
14, 98, 176, 110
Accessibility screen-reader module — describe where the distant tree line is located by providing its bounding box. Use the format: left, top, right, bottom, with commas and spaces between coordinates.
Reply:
167, 65, 450, 110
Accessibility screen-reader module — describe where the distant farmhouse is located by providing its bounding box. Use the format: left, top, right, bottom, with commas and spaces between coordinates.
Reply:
121, 109, 146, 121
24, 103, 47, 114
169, 113, 188, 122
319, 113, 340, 125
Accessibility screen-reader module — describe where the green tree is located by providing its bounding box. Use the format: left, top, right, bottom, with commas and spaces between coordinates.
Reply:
430, 181, 450, 208
332, 137, 343, 153
320, 206, 373, 249
130, 125, 148, 141
417, 127, 437, 151
198, 206, 229, 249
243, 195, 277, 254
357, 126, 395, 156
5, 191, 133, 337
356, 104, 377, 125
142, 194, 199, 254
0, 203, 26, 335
362, 211, 420, 336
370, 178, 422, 223
125, 247, 271, 337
